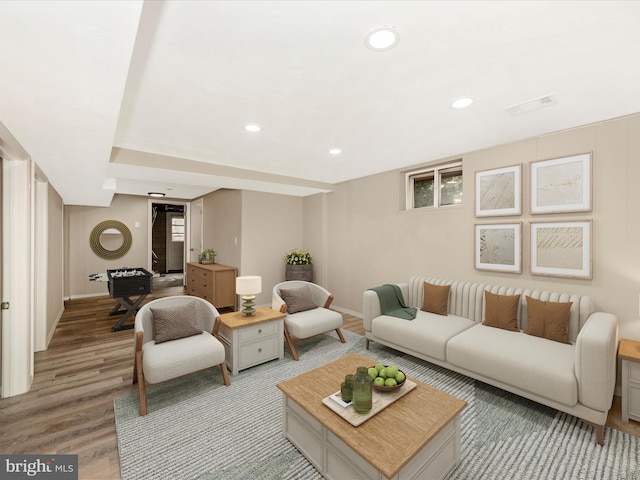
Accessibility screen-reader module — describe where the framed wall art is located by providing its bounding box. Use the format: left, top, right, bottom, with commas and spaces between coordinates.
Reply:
530, 152, 592, 214
530, 220, 592, 279
475, 164, 522, 217
475, 223, 522, 273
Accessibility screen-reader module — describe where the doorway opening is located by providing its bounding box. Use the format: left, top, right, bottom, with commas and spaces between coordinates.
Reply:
151, 203, 186, 288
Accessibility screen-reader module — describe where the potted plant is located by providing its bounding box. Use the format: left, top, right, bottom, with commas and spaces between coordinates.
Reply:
284, 249, 313, 282
199, 248, 217, 265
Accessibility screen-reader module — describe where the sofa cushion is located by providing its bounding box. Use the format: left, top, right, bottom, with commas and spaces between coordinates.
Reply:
285, 307, 343, 339
525, 296, 572, 344
372, 310, 474, 361
150, 302, 202, 343
483, 290, 519, 332
447, 324, 577, 406
279, 285, 317, 314
421, 282, 450, 315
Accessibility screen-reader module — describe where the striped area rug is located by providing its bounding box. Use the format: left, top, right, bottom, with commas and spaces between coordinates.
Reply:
114, 331, 639, 479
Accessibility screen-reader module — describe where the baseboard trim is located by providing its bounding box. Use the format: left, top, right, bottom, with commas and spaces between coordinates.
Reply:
331, 305, 362, 318
65, 292, 107, 300
47, 304, 65, 348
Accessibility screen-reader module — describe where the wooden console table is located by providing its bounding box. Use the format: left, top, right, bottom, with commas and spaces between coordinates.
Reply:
186, 262, 237, 310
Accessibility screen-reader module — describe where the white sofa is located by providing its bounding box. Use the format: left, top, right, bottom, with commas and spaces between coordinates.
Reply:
363, 275, 619, 445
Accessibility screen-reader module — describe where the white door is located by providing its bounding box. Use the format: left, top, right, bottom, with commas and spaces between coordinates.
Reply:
1, 154, 33, 397
190, 199, 203, 263
166, 212, 185, 272
0, 157, 3, 394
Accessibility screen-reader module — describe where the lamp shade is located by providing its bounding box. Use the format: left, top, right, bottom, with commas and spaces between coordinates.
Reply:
236, 275, 262, 295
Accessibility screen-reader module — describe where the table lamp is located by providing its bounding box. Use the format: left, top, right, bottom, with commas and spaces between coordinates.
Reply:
236, 275, 262, 316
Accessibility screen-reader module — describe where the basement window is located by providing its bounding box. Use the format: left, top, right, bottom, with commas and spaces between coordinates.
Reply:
405, 160, 463, 210
171, 217, 185, 242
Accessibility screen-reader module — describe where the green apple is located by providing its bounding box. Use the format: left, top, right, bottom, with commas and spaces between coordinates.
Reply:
385, 366, 399, 378
373, 377, 385, 387
395, 371, 406, 384
384, 378, 397, 387
375, 363, 385, 372
367, 367, 378, 380
379, 368, 388, 378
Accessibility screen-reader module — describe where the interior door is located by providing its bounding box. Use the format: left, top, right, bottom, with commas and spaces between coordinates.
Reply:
166, 212, 185, 272
1, 153, 33, 397
190, 199, 203, 263
0, 157, 3, 394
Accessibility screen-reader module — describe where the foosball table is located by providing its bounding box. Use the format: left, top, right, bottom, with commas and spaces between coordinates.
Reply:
106, 268, 153, 331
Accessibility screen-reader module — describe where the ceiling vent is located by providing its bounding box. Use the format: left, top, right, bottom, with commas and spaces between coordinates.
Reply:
505, 94, 558, 116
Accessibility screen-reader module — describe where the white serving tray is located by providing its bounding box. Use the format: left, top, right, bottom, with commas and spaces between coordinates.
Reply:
322, 380, 417, 427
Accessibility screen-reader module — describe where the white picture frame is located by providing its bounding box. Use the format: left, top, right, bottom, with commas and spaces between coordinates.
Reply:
475, 164, 522, 217
475, 223, 522, 273
530, 220, 592, 279
530, 152, 592, 214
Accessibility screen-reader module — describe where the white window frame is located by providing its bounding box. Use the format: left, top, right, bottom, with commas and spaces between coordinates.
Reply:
405, 159, 463, 210
171, 216, 185, 243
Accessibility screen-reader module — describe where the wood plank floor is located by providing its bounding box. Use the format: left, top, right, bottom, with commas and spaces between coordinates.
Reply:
1, 287, 638, 480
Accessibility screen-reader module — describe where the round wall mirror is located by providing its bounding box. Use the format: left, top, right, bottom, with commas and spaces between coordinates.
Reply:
90, 220, 132, 260
100, 228, 124, 251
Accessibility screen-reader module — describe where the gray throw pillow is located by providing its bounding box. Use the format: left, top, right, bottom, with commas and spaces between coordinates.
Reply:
150, 301, 202, 343
279, 285, 317, 314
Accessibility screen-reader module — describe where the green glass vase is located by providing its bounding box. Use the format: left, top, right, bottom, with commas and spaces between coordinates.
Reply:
352, 366, 372, 413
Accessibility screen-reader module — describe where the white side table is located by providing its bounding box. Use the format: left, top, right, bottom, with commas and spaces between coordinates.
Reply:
218, 307, 285, 375
619, 338, 640, 423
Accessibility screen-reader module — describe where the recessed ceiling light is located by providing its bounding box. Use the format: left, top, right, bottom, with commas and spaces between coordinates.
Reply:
148, 192, 166, 197
329, 148, 342, 155
365, 26, 399, 51
244, 124, 262, 133
451, 97, 473, 109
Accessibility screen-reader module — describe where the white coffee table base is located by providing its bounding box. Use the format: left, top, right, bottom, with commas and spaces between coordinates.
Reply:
282, 394, 462, 480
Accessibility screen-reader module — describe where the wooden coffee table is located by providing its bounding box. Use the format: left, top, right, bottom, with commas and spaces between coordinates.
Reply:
276, 353, 466, 480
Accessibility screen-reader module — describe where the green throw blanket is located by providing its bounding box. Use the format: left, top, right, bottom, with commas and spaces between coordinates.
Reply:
368, 284, 417, 320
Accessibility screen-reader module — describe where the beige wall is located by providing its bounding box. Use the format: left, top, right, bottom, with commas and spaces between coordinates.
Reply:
198, 189, 303, 307
241, 190, 303, 306
201, 189, 242, 269
313, 114, 640, 341
303, 193, 326, 286
65, 194, 149, 297
63, 188, 305, 308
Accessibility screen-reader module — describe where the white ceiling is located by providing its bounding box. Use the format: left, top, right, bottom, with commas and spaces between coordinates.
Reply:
2, 1, 640, 206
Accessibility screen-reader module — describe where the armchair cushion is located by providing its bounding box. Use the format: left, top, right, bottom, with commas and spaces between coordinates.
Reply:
150, 301, 202, 344
142, 331, 225, 384
279, 285, 317, 314
285, 307, 343, 339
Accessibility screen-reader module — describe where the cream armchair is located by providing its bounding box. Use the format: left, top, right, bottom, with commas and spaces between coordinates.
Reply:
133, 295, 230, 415
272, 281, 346, 361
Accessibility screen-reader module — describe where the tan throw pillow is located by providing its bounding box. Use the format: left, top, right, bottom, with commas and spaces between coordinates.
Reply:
150, 301, 202, 344
279, 285, 317, 314
483, 290, 520, 331
524, 296, 572, 344
421, 282, 450, 316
